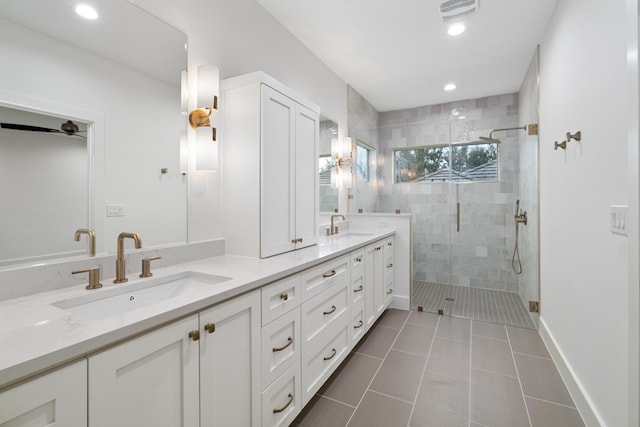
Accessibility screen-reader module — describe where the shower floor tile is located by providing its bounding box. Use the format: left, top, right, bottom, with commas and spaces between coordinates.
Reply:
412, 280, 536, 329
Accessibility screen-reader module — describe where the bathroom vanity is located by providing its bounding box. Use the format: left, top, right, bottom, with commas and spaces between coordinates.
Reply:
0, 232, 395, 426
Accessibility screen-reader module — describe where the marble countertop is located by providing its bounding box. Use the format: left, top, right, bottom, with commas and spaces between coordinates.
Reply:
0, 230, 393, 389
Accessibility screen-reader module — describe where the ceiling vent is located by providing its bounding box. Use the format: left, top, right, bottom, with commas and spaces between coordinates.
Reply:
440, 0, 478, 21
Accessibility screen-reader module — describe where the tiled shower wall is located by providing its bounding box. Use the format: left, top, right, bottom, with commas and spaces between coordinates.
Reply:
319, 118, 338, 212
369, 94, 523, 292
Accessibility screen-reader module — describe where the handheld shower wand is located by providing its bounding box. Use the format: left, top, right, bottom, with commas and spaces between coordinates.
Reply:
512, 200, 528, 274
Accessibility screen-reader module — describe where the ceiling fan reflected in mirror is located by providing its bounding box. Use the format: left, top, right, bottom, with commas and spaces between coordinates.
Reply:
0, 119, 87, 138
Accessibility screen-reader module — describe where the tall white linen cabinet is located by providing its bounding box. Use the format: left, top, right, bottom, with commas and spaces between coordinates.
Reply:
221, 72, 320, 258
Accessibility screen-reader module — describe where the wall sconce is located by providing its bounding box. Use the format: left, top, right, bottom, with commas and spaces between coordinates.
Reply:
190, 65, 219, 171
331, 136, 353, 188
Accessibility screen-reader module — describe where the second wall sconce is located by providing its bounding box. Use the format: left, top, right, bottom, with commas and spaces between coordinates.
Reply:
190, 65, 220, 171
331, 136, 353, 188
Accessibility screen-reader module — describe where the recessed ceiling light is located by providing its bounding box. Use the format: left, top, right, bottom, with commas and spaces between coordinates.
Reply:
448, 22, 466, 36
75, 4, 98, 20
444, 83, 457, 92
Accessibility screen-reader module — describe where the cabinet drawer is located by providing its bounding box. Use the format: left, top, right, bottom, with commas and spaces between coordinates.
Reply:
350, 303, 366, 346
351, 268, 365, 306
262, 360, 301, 427
262, 274, 301, 326
262, 308, 301, 389
301, 320, 349, 405
300, 255, 349, 301
301, 280, 348, 351
350, 250, 365, 274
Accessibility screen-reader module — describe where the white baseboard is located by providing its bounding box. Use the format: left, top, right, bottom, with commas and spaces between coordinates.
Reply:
391, 295, 410, 310
538, 318, 604, 427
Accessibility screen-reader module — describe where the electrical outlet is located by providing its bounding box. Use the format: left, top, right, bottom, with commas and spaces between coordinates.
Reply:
106, 204, 125, 217
610, 205, 628, 236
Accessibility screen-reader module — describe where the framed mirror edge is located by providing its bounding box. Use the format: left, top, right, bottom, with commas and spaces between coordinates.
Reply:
0, 89, 106, 264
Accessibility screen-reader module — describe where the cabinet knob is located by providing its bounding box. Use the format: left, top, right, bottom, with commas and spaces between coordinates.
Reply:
280, 293, 289, 301
204, 323, 215, 334
189, 330, 200, 341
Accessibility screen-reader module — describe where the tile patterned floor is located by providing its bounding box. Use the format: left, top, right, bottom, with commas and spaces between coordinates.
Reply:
412, 281, 536, 329
292, 309, 584, 427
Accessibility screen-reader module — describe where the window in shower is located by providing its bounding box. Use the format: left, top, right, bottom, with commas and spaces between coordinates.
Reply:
394, 142, 498, 183
356, 140, 374, 181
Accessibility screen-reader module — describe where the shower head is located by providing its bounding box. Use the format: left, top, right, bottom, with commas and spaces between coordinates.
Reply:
479, 125, 528, 143
479, 136, 501, 143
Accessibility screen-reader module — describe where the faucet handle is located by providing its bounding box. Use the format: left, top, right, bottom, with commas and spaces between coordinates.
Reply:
140, 256, 161, 278
72, 267, 103, 290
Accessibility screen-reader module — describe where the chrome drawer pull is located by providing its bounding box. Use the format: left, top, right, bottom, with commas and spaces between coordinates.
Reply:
272, 336, 293, 352
354, 320, 363, 329
387, 263, 393, 268
386, 289, 393, 295
323, 348, 337, 361
323, 305, 337, 315
273, 393, 294, 414
280, 293, 288, 301
353, 285, 363, 293
322, 270, 337, 278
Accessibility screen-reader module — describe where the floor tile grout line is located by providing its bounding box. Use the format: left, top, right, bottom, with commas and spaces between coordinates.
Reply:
523, 394, 579, 410
512, 350, 552, 360
506, 324, 534, 427
344, 311, 410, 427
471, 366, 519, 380
367, 388, 416, 405
314, 393, 357, 409
352, 350, 384, 360
406, 313, 442, 426
468, 320, 473, 427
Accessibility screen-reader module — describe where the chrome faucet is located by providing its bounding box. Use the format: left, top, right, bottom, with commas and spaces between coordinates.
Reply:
114, 232, 141, 283
330, 214, 346, 235
74, 228, 96, 257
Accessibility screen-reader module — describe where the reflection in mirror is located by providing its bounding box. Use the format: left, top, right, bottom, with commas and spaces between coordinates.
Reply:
319, 116, 339, 213
0, 107, 89, 264
0, 0, 187, 268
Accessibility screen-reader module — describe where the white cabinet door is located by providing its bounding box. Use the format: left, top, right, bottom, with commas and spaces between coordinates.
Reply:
200, 290, 261, 427
364, 244, 376, 329
294, 103, 319, 250
261, 85, 296, 258
0, 360, 87, 427
88, 315, 199, 427
373, 242, 385, 318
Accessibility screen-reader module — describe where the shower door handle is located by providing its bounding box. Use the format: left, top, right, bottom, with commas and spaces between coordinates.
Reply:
456, 202, 460, 232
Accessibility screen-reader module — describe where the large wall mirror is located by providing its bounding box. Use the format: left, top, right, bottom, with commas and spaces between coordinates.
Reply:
0, 0, 187, 267
319, 116, 339, 213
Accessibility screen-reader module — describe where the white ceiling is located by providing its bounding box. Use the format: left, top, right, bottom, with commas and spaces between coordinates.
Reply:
255, 0, 558, 112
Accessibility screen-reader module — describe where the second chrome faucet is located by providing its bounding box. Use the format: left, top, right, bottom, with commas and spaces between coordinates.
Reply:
114, 232, 142, 283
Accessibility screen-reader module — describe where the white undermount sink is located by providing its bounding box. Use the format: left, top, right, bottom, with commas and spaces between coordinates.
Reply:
53, 272, 232, 320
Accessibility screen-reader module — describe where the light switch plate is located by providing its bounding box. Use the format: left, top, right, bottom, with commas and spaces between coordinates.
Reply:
610, 205, 628, 236
106, 204, 125, 217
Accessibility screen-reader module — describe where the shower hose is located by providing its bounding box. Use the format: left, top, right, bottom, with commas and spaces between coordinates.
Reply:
512, 219, 523, 275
